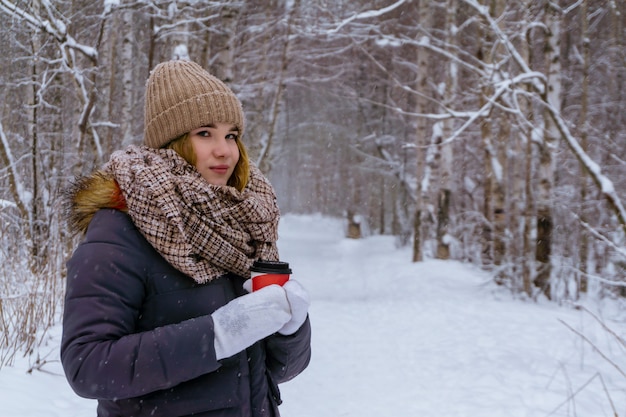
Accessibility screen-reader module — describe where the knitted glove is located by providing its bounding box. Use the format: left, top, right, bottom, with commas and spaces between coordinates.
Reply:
212, 285, 291, 360
278, 280, 311, 336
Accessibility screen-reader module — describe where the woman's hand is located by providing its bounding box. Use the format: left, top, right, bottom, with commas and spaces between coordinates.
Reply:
278, 280, 310, 335
212, 285, 291, 360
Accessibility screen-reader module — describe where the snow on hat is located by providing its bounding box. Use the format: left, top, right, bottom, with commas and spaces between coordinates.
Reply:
143, 59, 245, 149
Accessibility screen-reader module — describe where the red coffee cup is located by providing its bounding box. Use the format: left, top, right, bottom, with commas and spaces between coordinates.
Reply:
250, 260, 292, 291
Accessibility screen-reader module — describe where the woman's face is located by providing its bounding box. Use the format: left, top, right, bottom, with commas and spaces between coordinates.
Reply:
189, 122, 240, 186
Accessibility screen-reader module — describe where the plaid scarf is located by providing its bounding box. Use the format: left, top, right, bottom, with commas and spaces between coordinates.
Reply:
105, 145, 280, 284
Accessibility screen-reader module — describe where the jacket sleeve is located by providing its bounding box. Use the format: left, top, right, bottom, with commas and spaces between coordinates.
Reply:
264, 316, 312, 384
60, 210, 221, 400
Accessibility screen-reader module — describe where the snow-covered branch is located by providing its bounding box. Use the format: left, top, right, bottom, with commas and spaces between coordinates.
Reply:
461, 0, 545, 94
0, 120, 31, 222
0, 0, 107, 160
575, 215, 626, 260
544, 100, 626, 234
0, 0, 97, 61
328, 0, 409, 34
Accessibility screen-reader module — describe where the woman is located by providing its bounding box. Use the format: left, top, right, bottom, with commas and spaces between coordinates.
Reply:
61, 59, 311, 417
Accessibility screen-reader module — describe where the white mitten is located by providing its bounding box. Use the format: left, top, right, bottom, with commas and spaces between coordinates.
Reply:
242, 279, 254, 293
278, 280, 311, 335
212, 285, 291, 360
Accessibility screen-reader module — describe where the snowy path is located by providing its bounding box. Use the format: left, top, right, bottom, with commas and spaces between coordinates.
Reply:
0, 214, 623, 417
277, 215, 624, 417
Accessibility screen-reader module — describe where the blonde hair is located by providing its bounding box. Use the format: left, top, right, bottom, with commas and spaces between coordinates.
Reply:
165, 133, 250, 192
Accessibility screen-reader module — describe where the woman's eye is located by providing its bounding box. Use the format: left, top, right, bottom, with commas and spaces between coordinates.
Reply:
226, 133, 239, 141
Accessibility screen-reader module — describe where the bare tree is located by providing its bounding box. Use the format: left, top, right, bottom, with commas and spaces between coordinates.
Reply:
2, 0, 626, 365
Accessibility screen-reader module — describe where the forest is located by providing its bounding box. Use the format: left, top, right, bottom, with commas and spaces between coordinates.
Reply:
1, 0, 625, 366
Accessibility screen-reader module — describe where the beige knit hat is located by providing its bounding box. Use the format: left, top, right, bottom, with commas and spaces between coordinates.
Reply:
143, 59, 245, 149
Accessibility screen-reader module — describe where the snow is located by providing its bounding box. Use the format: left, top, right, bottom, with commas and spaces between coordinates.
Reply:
0, 199, 17, 209
375, 37, 402, 47
103, 0, 120, 11
173, 44, 190, 61
1, 214, 624, 417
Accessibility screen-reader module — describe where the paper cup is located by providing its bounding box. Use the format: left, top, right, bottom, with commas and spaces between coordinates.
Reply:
250, 260, 292, 291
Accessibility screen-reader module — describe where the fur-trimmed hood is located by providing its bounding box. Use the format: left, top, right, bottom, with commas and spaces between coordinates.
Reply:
64, 171, 127, 235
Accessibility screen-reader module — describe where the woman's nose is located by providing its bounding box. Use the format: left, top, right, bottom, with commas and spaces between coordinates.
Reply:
213, 137, 231, 157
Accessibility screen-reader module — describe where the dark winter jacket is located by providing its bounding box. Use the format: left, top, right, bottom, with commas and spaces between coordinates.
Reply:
61, 208, 311, 417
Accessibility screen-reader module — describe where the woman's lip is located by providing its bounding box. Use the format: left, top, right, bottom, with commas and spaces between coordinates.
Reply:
210, 165, 229, 174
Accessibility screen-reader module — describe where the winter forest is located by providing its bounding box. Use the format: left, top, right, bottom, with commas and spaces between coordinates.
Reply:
1, 0, 626, 367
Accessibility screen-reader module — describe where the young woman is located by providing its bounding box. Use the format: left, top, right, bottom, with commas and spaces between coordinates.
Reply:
61, 59, 311, 417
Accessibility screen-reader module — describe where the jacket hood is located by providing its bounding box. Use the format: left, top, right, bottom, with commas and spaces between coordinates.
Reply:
64, 171, 127, 235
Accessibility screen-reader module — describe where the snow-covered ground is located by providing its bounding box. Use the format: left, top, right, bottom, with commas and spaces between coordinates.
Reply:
0, 214, 624, 417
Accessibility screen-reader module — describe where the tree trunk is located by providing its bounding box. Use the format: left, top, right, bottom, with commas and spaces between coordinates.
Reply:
213, 3, 239, 82
477, 0, 508, 272
492, 133, 507, 269
522, 120, 535, 297
29, 39, 42, 272
120, 9, 136, 148
535, 2, 562, 299
478, 13, 493, 268
104, 12, 119, 156
435, 0, 457, 261
577, 0, 590, 296
257, 0, 297, 175
520, 0, 536, 297
412, 0, 431, 263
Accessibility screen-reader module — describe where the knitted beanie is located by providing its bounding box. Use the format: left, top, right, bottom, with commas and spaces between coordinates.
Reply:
144, 60, 245, 149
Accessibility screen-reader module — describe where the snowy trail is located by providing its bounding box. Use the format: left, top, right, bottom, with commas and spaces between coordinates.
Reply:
0, 214, 623, 417
277, 215, 623, 417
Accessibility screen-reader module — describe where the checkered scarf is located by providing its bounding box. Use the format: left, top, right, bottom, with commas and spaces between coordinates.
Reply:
105, 145, 280, 284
